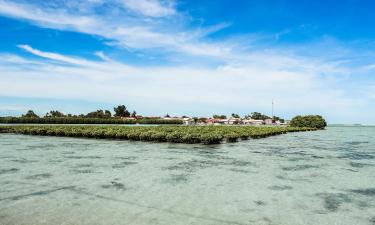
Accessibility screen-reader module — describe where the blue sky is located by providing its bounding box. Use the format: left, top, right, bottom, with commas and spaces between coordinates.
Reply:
0, 0, 374, 124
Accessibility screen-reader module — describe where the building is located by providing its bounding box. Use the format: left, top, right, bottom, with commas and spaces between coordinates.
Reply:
228, 117, 242, 125
243, 119, 264, 125
182, 117, 194, 125
120, 117, 136, 120
207, 118, 226, 125
264, 118, 273, 125
219, 119, 229, 124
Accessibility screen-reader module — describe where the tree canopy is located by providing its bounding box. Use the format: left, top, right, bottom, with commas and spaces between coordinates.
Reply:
231, 113, 240, 118
131, 111, 137, 117
86, 110, 111, 118
22, 110, 39, 118
114, 105, 130, 117
249, 112, 270, 120
273, 116, 285, 123
213, 115, 227, 119
45, 110, 65, 117
290, 115, 327, 129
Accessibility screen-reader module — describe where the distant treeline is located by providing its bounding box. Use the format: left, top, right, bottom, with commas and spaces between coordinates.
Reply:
0, 117, 183, 125
0, 104, 181, 124
18, 105, 137, 119
15, 106, 286, 122
0, 104, 326, 128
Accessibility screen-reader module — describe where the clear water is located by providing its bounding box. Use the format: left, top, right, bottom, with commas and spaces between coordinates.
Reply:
0, 126, 374, 225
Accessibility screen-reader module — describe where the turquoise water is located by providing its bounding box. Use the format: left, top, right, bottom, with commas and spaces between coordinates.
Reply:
0, 126, 374, 225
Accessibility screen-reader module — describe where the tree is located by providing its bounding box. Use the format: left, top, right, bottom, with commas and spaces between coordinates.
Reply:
250, 112, 270, 120
273, 116, 285, 123
86, 110, 101, 118
131, 111, 137, 117
231, 113, 240, 118
45, 110, 65, 117
114, 105, 130, 117
213, 114, 227, 119
290, 115, 327, 129
104, 110, 112, 118
165, 114, 170, 118
86, 110, 111, 118
22, 110, 39, 118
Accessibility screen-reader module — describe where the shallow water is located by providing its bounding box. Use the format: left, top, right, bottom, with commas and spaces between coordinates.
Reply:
0, 126, 374, 225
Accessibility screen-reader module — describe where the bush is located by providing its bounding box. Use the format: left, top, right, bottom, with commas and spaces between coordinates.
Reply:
0, 125, 317, 144
289, 115, 327, 129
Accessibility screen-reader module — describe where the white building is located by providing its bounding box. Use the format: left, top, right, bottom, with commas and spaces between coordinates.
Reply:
243, 119, 264, 125
219, 119, 229, 124
228, 117, 242, 125
264, 118, 273, 125
182, 117, 194, 125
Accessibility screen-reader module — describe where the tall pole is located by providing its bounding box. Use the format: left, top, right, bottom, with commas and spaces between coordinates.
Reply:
272, 99, 274, 120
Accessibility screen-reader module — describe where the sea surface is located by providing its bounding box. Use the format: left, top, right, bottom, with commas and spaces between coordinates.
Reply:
0, 126, 374, 225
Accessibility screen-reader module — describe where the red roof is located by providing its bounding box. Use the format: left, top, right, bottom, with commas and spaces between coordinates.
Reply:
206, 118, 222, 123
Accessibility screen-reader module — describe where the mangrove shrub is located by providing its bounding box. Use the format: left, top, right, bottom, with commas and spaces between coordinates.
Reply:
290, 115, 327, 129
0, 125, 316, 144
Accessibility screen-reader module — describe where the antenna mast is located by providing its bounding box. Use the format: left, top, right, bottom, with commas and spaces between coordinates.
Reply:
272, 99, 274, 119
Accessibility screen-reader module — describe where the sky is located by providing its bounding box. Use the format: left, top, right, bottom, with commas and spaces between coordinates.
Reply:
0, 0, 374, 124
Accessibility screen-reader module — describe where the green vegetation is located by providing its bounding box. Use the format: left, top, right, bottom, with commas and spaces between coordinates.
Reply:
0, 125, 316, 144
247, 112, 270, 120
231, 113, 240, 118
290, 115, 327, 129
213, 115, 227, 119
45, 110, 65, 117
10, 104, 140, 121
22, 110, 39, 118
0, 104, 183, 124
114, 105, 131, 117
85, 110, 112, 118
0, 117, 182, 125
273, 116, 285, 123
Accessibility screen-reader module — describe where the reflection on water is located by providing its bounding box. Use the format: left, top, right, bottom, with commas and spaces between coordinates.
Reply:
0, 126, 374, 225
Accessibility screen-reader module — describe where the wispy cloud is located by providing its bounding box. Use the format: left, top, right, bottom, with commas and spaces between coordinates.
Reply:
0, 0, 230, 57
0, 0, 374, 123
360, 63, 375, 72
0, 0, 98, 28
122, 0, 176, 17
18, 44, 94, 66
1, 45, 372, 123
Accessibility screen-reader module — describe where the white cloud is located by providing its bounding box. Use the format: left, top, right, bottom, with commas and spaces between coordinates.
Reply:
122, 0, 175, 17
95, 51, 112, 61
0, 1, 373, 123
0, 105, 26, 111
1, 46, 372, 123
18, 44, 94, 66
360, 63, 375, 72
0, 0, 232, 58
0, 0, 98, 29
